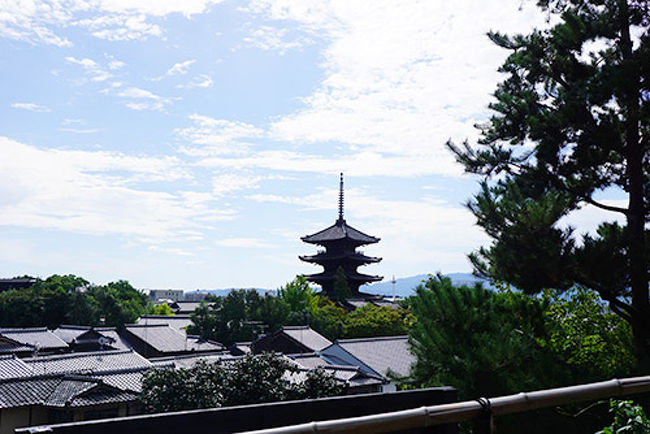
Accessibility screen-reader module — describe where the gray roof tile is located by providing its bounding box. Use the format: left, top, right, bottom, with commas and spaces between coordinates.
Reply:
0, 328, 69, 351
124, 324, 223, 353
302, 219, 379, 245
332, 336, 415, 378
24, 350, 151, 375
136, 315, 192, 332
281, 326, 332, 352
0, 354, 33, 379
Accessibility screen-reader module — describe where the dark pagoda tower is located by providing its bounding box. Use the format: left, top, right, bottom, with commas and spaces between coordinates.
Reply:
299, 174, 382, 298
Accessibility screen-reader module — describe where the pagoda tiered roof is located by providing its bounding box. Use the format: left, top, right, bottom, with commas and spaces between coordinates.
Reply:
301, 218, 379, 246
303, 269, 383, 284
299, 251, 381, 264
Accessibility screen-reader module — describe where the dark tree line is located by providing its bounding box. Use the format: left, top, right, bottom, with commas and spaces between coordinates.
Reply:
0, 274, 149, 328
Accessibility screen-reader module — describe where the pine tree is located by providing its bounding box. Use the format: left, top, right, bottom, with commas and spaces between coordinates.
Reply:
448, 0, 649, 361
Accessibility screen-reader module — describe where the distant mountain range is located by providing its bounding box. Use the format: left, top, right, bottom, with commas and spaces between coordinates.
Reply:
185, 273, 493, 299
360, 273, 494, 297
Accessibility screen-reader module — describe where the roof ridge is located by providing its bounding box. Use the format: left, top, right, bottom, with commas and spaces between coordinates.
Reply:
281, 325, 310, 330
0, 327, 49, 333
55, 325, 92, 330
87, 366, 152, 375
335, 335, 408, 344
23, 349, 132, 362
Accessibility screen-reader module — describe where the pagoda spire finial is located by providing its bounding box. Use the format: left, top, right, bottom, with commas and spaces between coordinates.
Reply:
338, 172, 344, 221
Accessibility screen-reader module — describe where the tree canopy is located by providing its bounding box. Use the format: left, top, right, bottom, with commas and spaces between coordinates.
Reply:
139, 353, 344, 413
0, 275, 148, 328
448, 0, 649, 360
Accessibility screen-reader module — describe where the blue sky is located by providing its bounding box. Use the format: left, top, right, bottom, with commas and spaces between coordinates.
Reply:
0, 0, 625, 290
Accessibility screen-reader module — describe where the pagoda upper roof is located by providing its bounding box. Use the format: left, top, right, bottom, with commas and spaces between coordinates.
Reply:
301, 218, 379, 245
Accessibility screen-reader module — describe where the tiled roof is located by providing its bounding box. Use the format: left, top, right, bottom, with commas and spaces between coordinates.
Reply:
330, 336, 415, 378
24, 350, 151, 375
94, 328, 133, 351
51, 325, 92, 344
149, 352, 227, 369
0, 328, 68, 352
229, 342, 252, 356
289, 353, 382, 386
137, 315, 192, 332
90, 367, 149, 393
281, 326, 332, 352
70, 385, 138, 407
124, 324, 224, 353
171, 301, 203, 314
0, 375, 137, 409
302, 219, 379, 245
0, 336, 33, 354
0, 354, 33, 379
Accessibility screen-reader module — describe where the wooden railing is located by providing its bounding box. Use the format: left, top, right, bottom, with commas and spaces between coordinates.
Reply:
239, 376, 650, 434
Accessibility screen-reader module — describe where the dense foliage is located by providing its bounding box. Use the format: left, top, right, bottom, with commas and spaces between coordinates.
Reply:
408, 275, 637, 433
0, 274, 149, 328
343, 303, 413, 338
188, 276, 413, 345
409, 275, 564, 399
139, 353, 344, 413
447, 0, 649, 359
597, 400, 650, 434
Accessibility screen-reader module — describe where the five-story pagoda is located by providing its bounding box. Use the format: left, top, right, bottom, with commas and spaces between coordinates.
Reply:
299, 174, 382, 298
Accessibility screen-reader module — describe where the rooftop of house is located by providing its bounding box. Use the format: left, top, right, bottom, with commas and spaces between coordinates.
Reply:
136, 315, 192, 332
279, 326, 333, 352
0, 328, 69, 352
0, 354, 33, 379
323, 336, 415, 378
23, 349, 152, 376
0, 374, 138, 409
124, 324, 224, 354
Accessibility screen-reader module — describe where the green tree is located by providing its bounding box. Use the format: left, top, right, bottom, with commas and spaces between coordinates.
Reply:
87, 280, 148, 327
541, 287, 635, 379
311, 297, 347, 341
139, 353, 343, 413
408, 275, 564, 399
277, 276, 318, 313
148, 303, 175, 316
187, 290, 265, 346
343, 304, 412, 338
597, 400, 650, 434
447, 0, 649, 360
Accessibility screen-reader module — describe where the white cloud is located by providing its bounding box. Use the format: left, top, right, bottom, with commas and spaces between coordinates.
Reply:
216, 0, 549, 178
196, 149, 463, 177
165, 59, 195, 76
176, 114, 264, 156
65, 56, 112, 82
215, 237, 275, 248
0, 136, 231, 244
11, 102, 51, 112
176, 74, 213, 89
117, 87, 172, 111
0, 0, 223, 45
108, 59, 125, 70
59, 128, 101, 134
243, 25, 310, 55
62, 118, 84, 125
